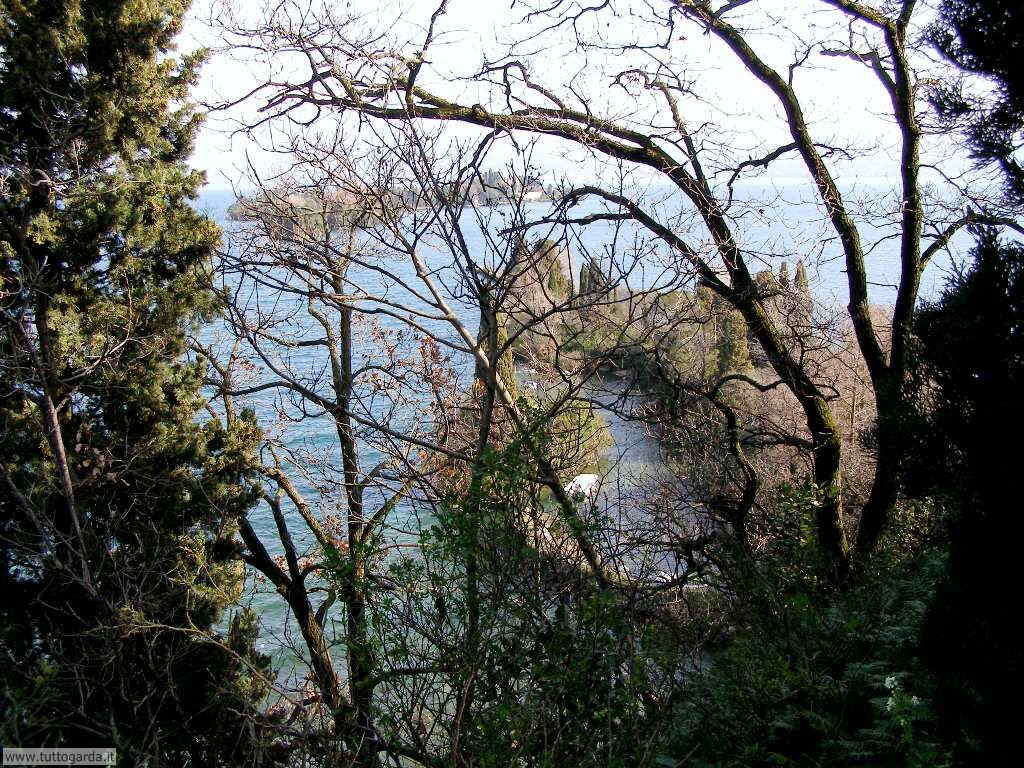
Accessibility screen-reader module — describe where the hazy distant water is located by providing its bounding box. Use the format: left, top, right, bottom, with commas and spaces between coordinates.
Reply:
193, 184, 966, 658
196, 183, 966, 310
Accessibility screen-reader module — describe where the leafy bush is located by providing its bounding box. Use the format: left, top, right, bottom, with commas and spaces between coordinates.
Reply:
659, 489, 954, 767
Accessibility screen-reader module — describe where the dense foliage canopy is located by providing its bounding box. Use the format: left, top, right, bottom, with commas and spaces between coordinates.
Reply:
1, 1, 269, 762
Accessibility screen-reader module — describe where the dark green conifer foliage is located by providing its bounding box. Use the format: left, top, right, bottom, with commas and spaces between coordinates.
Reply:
717, 308, 751, 377
578, 260, 592, 296
932, 0, 1024, 204
579, 258, 603, 297
791, 260, 813, 328
909, 230, 1024, 766
0, 1, 271, 761
534, 239, 570, 298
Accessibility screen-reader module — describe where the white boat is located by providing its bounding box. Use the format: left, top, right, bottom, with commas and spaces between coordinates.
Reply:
565, 473, 600, 499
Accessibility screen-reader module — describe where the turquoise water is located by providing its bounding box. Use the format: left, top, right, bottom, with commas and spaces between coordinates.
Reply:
193, 183, 965, 659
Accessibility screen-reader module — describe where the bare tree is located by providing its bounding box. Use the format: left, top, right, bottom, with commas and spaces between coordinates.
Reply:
212, 0, 1024, 579
196, 120, 703, 763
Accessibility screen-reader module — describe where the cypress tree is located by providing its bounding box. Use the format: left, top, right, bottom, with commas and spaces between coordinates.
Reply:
754, 268, 779, 299
794, 259, 810, 295
696, 283, 715, 312
534, 239, 570, 298
791, 259, 813, 329
1, 1, 271, 762
548, 260, 569, 296
579, 260, 592, 295
579, 258, 604, 296
717, 308, 752, 377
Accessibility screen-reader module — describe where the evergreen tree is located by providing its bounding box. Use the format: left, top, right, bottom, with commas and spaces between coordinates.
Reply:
794, 259, 810, 296
548, 260, 568, 296
534, 239, 570, 298
790, 259, 813, 330
932, 0, 1024, 204
696, 283, 714, 309
753, 268, 779, 298
578, 260, 593, 296
717, 308, 751, 377
909, 230, 1024, 765
578, 258, 604, 296
0, 1, 271, 761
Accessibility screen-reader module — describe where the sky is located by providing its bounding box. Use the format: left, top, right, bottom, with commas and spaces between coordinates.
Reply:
182, 0, 961, 193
